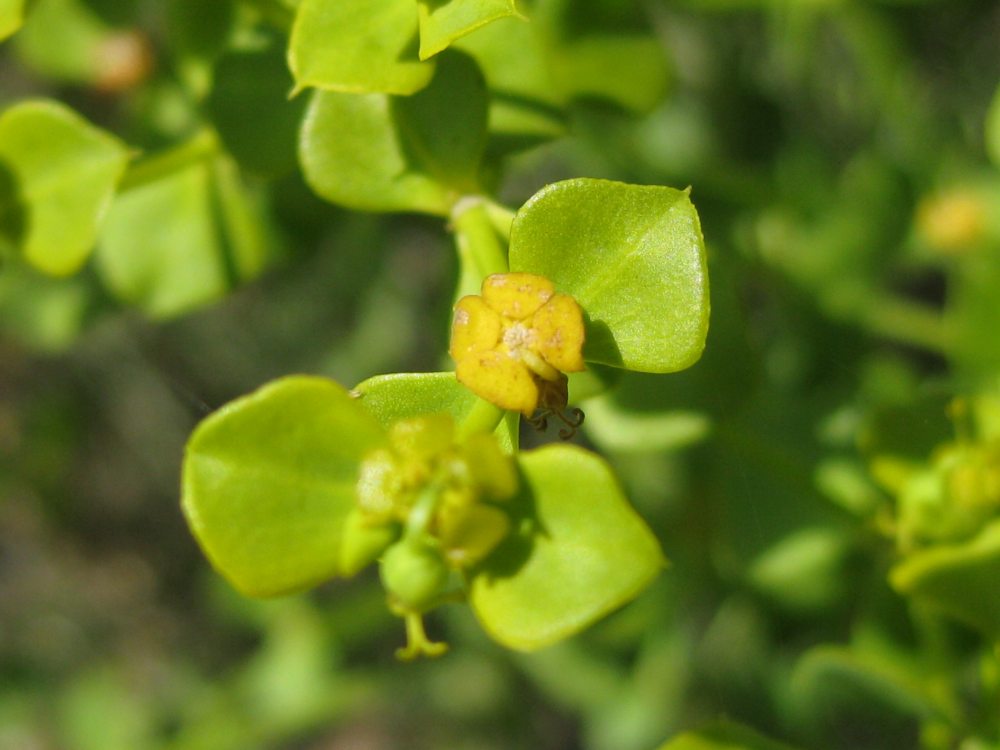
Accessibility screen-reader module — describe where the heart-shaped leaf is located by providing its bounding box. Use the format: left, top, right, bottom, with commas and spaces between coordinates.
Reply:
470, 444, 665, 650
416, 0, 521, 60
0, 99, 129, 276
289, 0, 433, 95
182, 376, 387, 598
509, 178, 709, 372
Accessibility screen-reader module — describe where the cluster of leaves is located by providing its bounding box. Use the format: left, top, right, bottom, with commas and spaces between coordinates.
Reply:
1, 0, 712, 663
6, 0, 1000, 749
181, 112, 709, 660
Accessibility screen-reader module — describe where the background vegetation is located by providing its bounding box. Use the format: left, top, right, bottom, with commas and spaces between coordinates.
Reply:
3, 0, 1000, 748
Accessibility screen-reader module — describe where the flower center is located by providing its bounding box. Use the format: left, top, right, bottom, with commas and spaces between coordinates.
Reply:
502, 322, 535, 354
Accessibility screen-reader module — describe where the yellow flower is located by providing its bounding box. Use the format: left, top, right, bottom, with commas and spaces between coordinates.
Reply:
450, 273, 586, 416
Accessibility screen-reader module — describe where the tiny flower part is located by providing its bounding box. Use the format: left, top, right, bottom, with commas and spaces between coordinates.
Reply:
916, 189, 987, 254
351, 414, 517, 660
354, 414, 517, 569
450, 273, 586, 417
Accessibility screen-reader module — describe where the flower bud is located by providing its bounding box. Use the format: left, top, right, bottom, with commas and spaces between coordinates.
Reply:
380, 540, 450, 612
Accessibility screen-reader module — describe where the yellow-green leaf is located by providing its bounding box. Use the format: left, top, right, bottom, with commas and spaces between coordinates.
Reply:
0, 0, 25, 41
289, 0, 433, 95
0, 99, 128, 276
509, 178, 710, 373
470, 444, 665, 650
182, 376, 387, 598
416, 0, 522, 60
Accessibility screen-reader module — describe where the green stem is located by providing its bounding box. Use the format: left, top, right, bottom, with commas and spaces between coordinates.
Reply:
456, 397, 504, 442
118, 129, 219, 192
451, 196, 509, 299
396, 612, 448, 661
484, 198, 516, 241
406, 486, 440, 540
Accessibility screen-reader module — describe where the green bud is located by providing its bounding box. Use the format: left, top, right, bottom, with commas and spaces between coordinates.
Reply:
380, 539, 450, 612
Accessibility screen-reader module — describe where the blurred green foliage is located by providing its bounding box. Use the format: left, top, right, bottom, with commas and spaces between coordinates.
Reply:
3, 0, 1000, 749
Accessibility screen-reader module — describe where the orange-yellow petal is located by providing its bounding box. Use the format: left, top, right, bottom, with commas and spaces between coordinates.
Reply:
450, 295, 502, 361
456, 350, 539, 416
481, 273, 554, 320
531, 293, 586, 373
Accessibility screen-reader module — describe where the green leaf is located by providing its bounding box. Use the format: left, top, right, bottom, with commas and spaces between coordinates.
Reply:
353, 372, 481, 427
470, 444, 664, 650
416, 0, 521, 60
791, 641, 958, 725
352, 372, 516, 452
0, 0, 25, 41
552, 35, 669, 113
289, 0, 433, 95
182, 376, 387, 598
509, 178, 709, 372
299, 51, 486, 214
208, 45, 306, 176
581, 392, 710, 453
300, 92, 451, 215
890, 518, 1000, 638
96, 154, 269, 317
747, 527, 850, 613
12, 0, 108, 83
0, 99, 129, 276
656, 721, 801, 750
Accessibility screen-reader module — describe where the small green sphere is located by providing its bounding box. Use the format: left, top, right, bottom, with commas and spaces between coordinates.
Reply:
380, 540, 450, 612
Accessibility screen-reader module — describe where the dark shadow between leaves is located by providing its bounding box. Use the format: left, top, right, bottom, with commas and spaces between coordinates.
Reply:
398, 25, 423, 65
491, 89, 567, 125
482, 89, 569, 159
207, 41, 306, 178
79, 0, 139, 25
471, 463, 549, 582
0, 159, 27, 261
390, 50, 487, 193
582, 312, 624, 368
